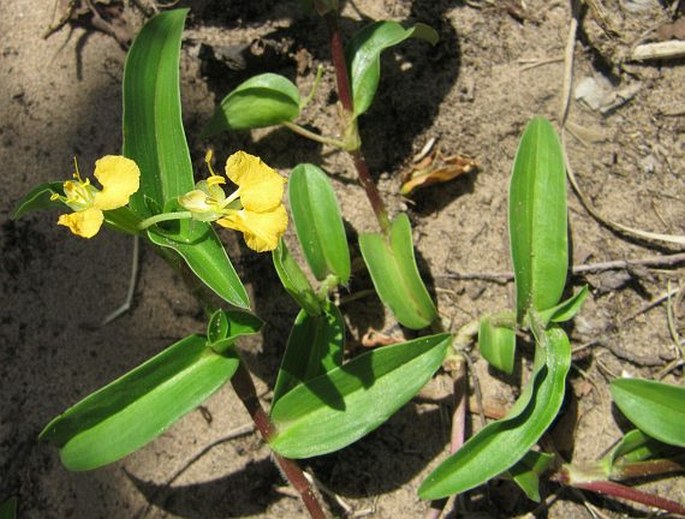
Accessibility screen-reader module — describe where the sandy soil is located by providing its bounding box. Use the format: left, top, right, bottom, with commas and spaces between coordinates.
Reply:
1, 0, 684, 517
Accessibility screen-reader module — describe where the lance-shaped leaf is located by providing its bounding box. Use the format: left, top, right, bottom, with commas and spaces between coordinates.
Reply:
270, 333, 451, 458
347, 21, 438, 117
611, 378, 685, 448
419, 327, 571, 499
123, 9, 194, 217
509, 117, 567, 321
123, 10, 249, 308
273, 304, 345, 404
479, 314, 516, 374
359, 214, 437, 329
147, 217, 250, 309
205, 73, 301, 135
273, 239, 322, 316
40, 334, 239, 471
289, 163, 350, 283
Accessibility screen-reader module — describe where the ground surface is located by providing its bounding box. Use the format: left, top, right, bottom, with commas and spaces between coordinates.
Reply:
1, 0, 684, 517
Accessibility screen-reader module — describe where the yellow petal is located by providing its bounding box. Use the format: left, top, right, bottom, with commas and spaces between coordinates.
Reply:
93, 155, 141, 211
57, 207, 104, 238
217, 205, 288, 252
225, 151, 286, 212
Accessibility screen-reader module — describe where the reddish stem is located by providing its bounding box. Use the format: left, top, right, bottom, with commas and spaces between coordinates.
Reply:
324, 12, 391, 233
231, 362, 327, 519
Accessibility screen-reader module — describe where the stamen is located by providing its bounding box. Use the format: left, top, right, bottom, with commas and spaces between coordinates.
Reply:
204, 149, 219, 178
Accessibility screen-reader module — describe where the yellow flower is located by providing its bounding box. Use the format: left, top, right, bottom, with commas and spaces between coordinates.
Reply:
52, 155, 140, 238
178, 151, 287, 252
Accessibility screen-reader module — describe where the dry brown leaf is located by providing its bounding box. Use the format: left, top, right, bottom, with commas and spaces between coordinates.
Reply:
400, 150, 478, 196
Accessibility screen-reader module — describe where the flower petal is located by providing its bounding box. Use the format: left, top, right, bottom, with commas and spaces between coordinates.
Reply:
57, 207, 105, 238
217, 205, 288, 252
93, 155, 141, 211
225, 151, 286, 212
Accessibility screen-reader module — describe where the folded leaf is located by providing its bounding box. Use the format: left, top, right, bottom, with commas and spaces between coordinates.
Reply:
123, 9, 194, 218
509, 117, 567, 321
270, 333, 451, 458
347, 21, 438, 117
359, 214, 437, 329
147, 220, 250, 309
273, 304, 345, 404
205, 73, 301, 135
40, 334, 239, 471
289, 163, 350, 283
611, 378, 685, 448
419, 327, 571, 499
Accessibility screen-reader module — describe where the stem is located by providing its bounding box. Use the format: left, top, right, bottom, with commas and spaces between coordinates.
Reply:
231, 362, 327, 519
282, 121, 348, 149
138, 210, 192, 230
571, 479, 685, 515
173, 265, 328, 518
323, 11, 391, 234
301, 64, 325, 109
613, 457, 685, 481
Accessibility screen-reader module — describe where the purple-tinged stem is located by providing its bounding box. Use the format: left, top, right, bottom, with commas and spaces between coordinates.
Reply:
231, 362, 327, 519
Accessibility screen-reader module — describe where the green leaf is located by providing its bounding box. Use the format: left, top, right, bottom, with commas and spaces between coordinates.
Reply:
509, 117, 567, 321
288, 163, 350, 283
537, 285, 588, 325
40, 334, 239, 471
0, 497, 17, 519
273, 304, 345, 404
419, 327, 571, 499
270, 333, 451, 458
11, 182, 63, 220
272, 239, 322, 316
603, 429, 672, 467
205, 73, 301, 135
347, 21, 439, 117
359, 214, 437, 329
147, 219, 250, 309
479, 315, 516, 374
123, 9, 194, 218
611, 378, 685, 447
507, 451, 555, 502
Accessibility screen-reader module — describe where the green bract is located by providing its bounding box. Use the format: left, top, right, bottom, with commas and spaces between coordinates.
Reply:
205, 73, 301, 135
359, 214, 438, 329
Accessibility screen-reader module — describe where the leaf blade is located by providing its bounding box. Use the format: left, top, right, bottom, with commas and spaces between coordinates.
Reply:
419, 327, 571, 499
611, 378, 685, 448
270, 333, 451, 458
359, 214, 437, 329
509, 117, 567, 320
40, 335, 239, 471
